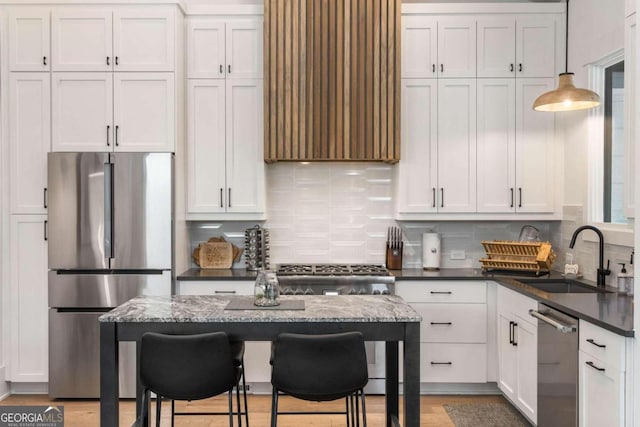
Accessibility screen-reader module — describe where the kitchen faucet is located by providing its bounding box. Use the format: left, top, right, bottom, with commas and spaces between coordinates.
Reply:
569, 225, 610, 287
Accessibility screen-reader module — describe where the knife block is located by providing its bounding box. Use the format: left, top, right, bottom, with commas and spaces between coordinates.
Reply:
386, 243, 403, 270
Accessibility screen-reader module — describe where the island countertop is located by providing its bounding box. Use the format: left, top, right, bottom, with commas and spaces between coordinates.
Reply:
99, 295, 422, 323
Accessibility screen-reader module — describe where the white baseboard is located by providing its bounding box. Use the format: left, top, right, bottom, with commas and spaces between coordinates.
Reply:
10, 382, 48, 394
0, 366, 8, 400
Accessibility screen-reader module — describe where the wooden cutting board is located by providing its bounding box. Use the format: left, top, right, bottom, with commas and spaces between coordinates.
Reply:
199, 242, 233, 269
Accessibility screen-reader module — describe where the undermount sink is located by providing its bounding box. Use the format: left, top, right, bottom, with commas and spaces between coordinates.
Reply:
517, 279, 613, 294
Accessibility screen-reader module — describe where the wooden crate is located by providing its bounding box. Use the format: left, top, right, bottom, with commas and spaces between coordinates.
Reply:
479, 240, 556, 274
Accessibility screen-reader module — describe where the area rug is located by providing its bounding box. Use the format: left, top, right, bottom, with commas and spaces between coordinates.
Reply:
443, 402, 532, 427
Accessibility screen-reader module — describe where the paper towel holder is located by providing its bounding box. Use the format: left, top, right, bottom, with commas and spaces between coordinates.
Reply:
422, 232, 441, 271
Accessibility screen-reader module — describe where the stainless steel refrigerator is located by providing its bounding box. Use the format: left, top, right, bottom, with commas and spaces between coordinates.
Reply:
47, 152, 173, 398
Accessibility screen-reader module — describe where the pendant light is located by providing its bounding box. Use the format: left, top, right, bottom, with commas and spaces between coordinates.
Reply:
533, 0, 600, 112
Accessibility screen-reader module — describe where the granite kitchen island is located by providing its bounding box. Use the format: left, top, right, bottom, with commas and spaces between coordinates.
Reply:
99, 294, 422, 427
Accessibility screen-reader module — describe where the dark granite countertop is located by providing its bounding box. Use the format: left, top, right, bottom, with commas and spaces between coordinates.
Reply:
176, 267, 634, 337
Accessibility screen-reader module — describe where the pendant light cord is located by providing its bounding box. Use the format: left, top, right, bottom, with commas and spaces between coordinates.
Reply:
565, 0, 569, 73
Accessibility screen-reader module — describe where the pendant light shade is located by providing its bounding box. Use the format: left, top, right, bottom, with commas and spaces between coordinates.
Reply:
533, 73, 601, 112
532, 0, 600, 112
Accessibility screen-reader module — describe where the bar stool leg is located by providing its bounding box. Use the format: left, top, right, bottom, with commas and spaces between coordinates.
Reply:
270, 389, 279, 427
228, 390, 234, 427
155, 396, 162, 427
171, 400, 175, 427
241, 366, 249, 427
345, 397, 351, 427
236, 379, 242, 427
360, 390, 367, 427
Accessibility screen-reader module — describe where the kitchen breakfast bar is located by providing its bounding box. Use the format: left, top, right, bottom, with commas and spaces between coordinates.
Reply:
99, 294, 422, 427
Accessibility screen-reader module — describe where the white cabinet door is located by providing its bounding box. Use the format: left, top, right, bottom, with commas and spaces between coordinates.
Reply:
516, 17, 557, 78
437, 18, 476, 78
497, 313, 518, 400
51, 9, 112, 71
225, 79, 265, 213
226, 20, 263, 79
113, 8, 175, 72
9, 73, 50, 215
477, 18, 516, 78
515, 78, 555, 213
187, 19, 226, 79
437, 79, 476, 212
477, 79, 516, 213
113, 73, 175, 152
397, 79, 438, 213
9, 215, 48, 382
624, 14, 635, 218
187, 79, 227, 214
9, 8, 50, 71
52, 72, 113, 152
401, 16, 437, 78
579, 352, 624, 427
515, 317, 537, 424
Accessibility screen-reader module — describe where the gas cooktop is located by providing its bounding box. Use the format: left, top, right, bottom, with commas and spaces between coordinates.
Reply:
276, 263, 390, 276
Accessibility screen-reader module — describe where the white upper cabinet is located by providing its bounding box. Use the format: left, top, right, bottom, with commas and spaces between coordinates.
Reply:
624, 14, 635, 218
515, 78, 555, 213
397, 79, 438, 213
437, 79, 477, 212
478, 16, 556, 78
51, 73, 113, 152
437, 18, 476, 78
9, 73, 50, 215
187, 19, 263, 79
113, 73, 175, 152
113, 8, 175, 72
477, 79, 516, 213
50, 7, 174, 72
9, 8, 50, 71
516, 16, 557, 78
401, 16, 475, 78
51, 9, 112, 71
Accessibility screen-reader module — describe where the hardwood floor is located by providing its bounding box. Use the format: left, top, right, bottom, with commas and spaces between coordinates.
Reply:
0, 393, 508, 426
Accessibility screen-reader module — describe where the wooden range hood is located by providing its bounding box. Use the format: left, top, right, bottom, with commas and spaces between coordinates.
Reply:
264, 0, 401, 163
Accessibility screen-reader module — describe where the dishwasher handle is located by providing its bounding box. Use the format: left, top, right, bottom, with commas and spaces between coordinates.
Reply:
529, 309, 577, 333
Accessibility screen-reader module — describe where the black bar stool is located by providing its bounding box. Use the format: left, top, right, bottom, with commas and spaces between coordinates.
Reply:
139, 331, 249, 427
270, 332, 369, 427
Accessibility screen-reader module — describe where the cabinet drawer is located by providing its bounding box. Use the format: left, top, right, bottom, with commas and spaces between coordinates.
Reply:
413, 303, 487, 343
579, 350, 624, 427
579, 320, 626, 371
421, 343, 487, 383
396, 281, 487, 303
177, 280, 253, 296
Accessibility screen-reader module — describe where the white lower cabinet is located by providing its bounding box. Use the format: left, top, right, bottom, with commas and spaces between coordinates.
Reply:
9, 215, 48, 382
176, 280, 271, 384
579, 320, 628, 427
396, 281, 488, 384
496, 286, 537, 424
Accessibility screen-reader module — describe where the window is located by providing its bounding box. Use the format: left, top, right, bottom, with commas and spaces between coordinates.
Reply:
603, 61, 625, 224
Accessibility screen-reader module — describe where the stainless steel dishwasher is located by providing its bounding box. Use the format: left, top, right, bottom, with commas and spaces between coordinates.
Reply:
529, 304, 579, 427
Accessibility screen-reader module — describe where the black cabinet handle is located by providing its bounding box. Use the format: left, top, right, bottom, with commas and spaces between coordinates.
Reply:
518, 188, 522, 208
44, 188, 48, 209
519, 63, 523, 72
220, 188, 224, 208
430, 291, 452, 295
440, 188, 444, 208
44, 220, 48, 241
228, 64, 231, 74
440, 64, 444, 73
107, 56, 110, 66
432, 188, 436, 208
586, 361, 605, 372
510, 188, 514, 208
509, 321, 514, 344
228, 188, 231, 208
432, 64, 436, 73
430, 361, 452, 365
115, 125, 119, 147
430, 322, 452, 325
214, 290, 236, 294
512, 322, 518, 346
510, 63, 514, 72
115, 56, 119, 66
43, 56, 47, 66
106, 125, 110, 146
586, 338, 606, 348
220, 64, 223, 73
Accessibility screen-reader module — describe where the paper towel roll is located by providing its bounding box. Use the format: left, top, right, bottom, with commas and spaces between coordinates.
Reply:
422, 232, 441, 270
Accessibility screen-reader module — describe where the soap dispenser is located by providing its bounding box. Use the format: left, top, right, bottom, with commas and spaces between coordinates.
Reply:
617, 263, 629, 294
626, 251, 634, 296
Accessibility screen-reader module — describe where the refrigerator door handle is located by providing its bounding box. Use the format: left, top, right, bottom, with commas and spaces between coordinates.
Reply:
104, 161, 114, 260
